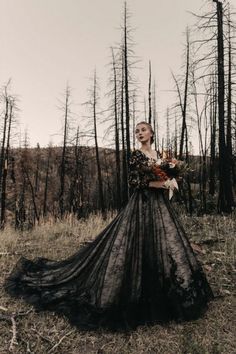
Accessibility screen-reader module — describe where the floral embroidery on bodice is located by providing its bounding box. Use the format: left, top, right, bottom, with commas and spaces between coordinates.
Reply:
128, 149, 163, 189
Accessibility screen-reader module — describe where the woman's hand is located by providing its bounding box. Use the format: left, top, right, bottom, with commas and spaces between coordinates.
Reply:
149, 181, 169, 189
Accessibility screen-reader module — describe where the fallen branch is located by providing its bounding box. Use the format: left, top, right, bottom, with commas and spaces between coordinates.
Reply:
0, 307, 33, 352
9, 317, 17, 351
198, 238, 225, 245
0, 252, 20, 256
0, 305, 8, 311
0, 313, 18, 351
31, 327, 53, 344
26, 340, 33, 354
48, 330, 75, 353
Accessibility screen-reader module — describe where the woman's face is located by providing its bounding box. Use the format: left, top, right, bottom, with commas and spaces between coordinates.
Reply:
135, 123, 152, 144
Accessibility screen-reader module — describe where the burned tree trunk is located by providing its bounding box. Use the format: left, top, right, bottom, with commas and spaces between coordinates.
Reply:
152, 81, 159, 152
121, 56, 128, 205
92, 71, 105, 215
209, 73, 217, 196
22, 163, 39, 224
34, 143, 41, 196
148, 60, 152, 125
59, 86, 70, 218
132, 90, 137, 150
43, 145, 52, 217
214, 0, 234, 212
111, 47, 122, 209
0, 98, 13, 228
179, 30, 190, 160
226, 10, 235, 186
0, 96, 9, 227
124, 2, 131, 164
166, 108, 170, 155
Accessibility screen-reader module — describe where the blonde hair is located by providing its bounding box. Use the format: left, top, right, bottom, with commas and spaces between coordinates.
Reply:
136, 121, 155, 144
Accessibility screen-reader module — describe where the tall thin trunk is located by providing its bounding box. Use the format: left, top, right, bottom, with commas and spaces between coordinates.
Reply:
152, 81, 159, 152
202, 102, 209, 213
132, 91, 136, 150
59, 86, 70, 218
214, 0, 234, 212
226, 10, 235, 185
124, 2, 131, 185
111, 48, 121, 209
0, 99, 13, 228
17, 171, 26, 230
93, 71, 105, 215
209, 73, 217, 196
185, 119, 193, 215
179, 30, 190, 159
34, 143, 40, 195
22, 164, 39, 224
121, 53, 128, 205
166, 108, 170, 155
143, 97, 147, 122
43, 146, 52, 217
148, 60, 152, 125
0, 97, 9, 208
68, 127, 81, 214
174, 114, 178, 158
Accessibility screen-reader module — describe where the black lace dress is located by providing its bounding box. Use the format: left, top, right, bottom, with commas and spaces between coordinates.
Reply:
4, 149, 214, 331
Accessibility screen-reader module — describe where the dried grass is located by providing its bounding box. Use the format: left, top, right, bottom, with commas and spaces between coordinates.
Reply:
0, 212, 235, 354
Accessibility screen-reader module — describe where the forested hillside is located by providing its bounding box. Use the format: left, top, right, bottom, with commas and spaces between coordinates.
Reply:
0, 0, 236, 225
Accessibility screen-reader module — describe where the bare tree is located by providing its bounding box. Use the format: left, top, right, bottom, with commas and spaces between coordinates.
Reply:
172, 29, 191, 160
209, 72, 217, 196
152, 80, 159, 152
85, 70, 105, 215
43, 144, 52, 217
148, 60, 152, 125
213, 0, 234, 212
34, 143, 41, 196
58, 85, 71, 218
0, 95, 15, 228
111, 47, 122, 209
123, 1, 131, 163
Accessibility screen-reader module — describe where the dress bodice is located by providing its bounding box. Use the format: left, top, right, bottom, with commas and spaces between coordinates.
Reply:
128, 149, 162, 190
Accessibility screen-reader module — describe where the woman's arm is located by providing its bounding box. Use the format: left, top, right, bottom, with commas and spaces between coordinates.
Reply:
149, 181, 168, 189
128, 166, 151, 189
128, 150, 168, 190
128, 150, 151, 189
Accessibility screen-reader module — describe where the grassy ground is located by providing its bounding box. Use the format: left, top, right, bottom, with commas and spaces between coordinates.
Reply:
0, 211, 235, 354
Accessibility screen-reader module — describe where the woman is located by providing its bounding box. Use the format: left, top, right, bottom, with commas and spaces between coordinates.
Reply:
4, 121, 214, 331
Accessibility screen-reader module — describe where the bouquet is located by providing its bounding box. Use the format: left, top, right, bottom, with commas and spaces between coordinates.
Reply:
151, 158, 185, 180
150, 158, 186, 199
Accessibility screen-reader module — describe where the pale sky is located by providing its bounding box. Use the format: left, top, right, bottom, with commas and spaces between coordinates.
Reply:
0, 0, 211, 151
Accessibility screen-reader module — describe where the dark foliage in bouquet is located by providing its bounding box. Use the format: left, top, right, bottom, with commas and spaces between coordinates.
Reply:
151, 158, 188, 182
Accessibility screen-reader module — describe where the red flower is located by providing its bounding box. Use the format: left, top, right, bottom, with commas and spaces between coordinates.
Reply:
152, 165, 169, 182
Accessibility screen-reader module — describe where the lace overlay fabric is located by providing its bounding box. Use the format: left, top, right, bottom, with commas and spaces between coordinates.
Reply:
4, 149, 214, 331
128, 149, 158, 189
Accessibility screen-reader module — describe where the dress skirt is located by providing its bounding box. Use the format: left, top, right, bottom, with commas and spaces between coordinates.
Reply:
4, 188, 214, 331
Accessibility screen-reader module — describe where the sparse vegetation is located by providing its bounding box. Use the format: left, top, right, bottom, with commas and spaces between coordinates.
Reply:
0, 1, 236, 353
0, 212, 235, 354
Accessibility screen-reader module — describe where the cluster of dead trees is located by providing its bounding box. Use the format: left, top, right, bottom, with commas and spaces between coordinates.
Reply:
0, 1, 236, 229
164, 0, 236, 214
0, 142, 119, 229
105, 0, 236, 215
0, 82, 17, 229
